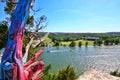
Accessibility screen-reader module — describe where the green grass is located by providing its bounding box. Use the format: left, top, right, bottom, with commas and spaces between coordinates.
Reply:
61, 42, 71, 46
44, 38, 54, 45
44, 38, 52, 44
44, 37, 94, 46
61, 40, 94, 46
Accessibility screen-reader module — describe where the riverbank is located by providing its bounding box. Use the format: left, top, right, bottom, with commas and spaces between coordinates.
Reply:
77, 69, 120, 80
61, 40, 94, 46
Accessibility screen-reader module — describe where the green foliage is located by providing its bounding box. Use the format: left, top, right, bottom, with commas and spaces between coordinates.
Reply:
0, 21, 9, 49
50, 35, 77, 42
42, 73, 57, 80
43, 64, 52, 75
57, 65, 77, 80
49, 32, 120, 42
61, 40, 93, 46
44, 73, 57, 80
41, 65, 77, 80
28, 46, 44, 60
93, 41, 97, 46
4, 1, 16, 19
54, 41, 60, 46
64, 37, 76, 41
110, 69, 120, 77
26, 15, 34, 27
115, 39, 119, 45
104, 39, 110, 45
4, 1, 34, 26
69, 41, 76, 47
85, 42, 88, 46
97, 40, 103, 46
49, 32, 120, 46
23, 36, 29, 46
104, 39, 119, 45
78, 41, 82, 47
41, 64, 57, 80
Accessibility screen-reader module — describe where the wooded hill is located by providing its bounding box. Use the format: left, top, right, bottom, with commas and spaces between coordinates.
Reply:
39, 32, 120, 41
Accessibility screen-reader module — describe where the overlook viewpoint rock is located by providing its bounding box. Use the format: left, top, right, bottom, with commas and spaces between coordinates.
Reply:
77, 69, 120, 80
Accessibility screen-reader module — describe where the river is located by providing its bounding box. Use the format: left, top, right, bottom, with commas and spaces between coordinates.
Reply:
0, 46, 120, 75
42, 45, 120, 75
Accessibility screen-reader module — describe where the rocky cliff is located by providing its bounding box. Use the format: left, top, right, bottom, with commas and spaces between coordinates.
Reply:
77, 69, 120, 80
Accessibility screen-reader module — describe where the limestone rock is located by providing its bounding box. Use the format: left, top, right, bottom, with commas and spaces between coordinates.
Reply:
77, 69, 120, 80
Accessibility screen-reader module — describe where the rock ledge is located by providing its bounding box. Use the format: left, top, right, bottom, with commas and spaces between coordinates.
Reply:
77, 69, 120, 80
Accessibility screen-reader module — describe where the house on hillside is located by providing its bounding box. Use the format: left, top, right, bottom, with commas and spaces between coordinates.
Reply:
82, 37, 100, 41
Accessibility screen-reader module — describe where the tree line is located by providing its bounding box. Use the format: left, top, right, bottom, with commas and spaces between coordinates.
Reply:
94, 39, 120, 46
49, 32, 120, 41
47, 32, 120, 47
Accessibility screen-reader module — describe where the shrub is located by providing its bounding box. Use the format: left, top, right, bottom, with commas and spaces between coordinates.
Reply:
54, 41, 60, 46
85, 42, 88, 47
69, 41, 76, 47
97, 40, 102, 46
57, 65, 77, 80
110, 69, 120, 77
78, 41, 82, 47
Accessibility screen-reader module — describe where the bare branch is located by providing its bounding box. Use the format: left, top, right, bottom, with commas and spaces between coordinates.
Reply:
31, 8, 41, 15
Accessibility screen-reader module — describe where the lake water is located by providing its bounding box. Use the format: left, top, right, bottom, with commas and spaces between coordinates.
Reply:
42, 45, 120, 75
0, 46, 120, 75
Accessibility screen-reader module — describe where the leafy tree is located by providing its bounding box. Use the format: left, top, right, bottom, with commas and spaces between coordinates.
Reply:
0, 21, 9, 49
49, 32, 120, 42
104, 39, 115, 45
85, 41, 88, 47
59, 36, 64, 41
54, 41, 60, 46
104, 39, 110, 45
78, 41, 82, 47
109, 39, 114, 45
115, 39, 119, 45
93, 41, 97, 46
97, 40, 102, 46
64, 37, 70, 41
69, 41, 76, 47
4, 0, 17, 20
64, 37, 76, 41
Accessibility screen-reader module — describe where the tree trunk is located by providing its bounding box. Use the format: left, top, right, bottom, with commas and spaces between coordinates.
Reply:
0, 0, 44, 80
23, 36, 34, 63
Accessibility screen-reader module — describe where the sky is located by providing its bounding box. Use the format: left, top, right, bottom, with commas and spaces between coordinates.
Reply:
0, 0, 120, 33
